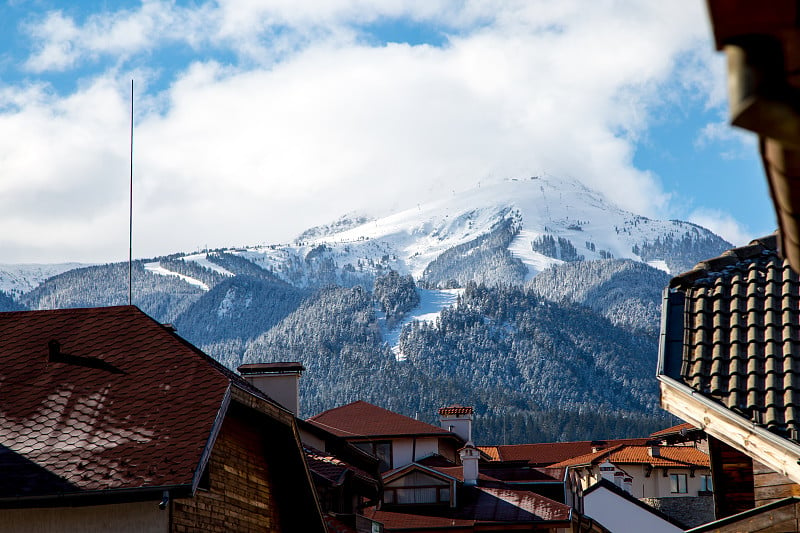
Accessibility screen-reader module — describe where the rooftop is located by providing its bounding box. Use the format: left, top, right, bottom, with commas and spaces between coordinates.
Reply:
0, 306, 234, 499
307, 401, 457, 440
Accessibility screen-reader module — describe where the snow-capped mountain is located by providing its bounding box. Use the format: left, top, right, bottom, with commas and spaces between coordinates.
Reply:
200, 175, 729, 288
0, 174, 734, 443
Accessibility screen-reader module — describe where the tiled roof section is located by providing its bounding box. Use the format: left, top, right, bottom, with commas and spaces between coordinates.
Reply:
670, 234, 800, 441
0, 306, 230, 498
304, 446, 376, 487
550, 445, 709, 469
650, 422, 697, 438
483, 466, 565, 483
438, 405, 473, 416
307, 401, 456, 439
481, 438, 651, 465
363, 508, 476, 529
460, 487, 572, 523
364, 488, 571, 526
478, 446, 500, 461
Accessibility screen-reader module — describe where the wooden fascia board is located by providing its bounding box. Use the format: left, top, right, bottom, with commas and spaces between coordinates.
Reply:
659, 375, 800, 484
191, 383, 232, 493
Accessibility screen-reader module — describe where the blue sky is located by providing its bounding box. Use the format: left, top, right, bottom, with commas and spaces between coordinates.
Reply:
0, 0, 776, 263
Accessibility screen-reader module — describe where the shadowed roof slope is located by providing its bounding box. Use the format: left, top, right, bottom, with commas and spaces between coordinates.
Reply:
307, 400, 457, 440
0, 306, 231, 498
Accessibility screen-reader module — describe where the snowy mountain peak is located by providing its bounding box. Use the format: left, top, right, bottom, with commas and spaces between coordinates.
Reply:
242, 174, 730, 284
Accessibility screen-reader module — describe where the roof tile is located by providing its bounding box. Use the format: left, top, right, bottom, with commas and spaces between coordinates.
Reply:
307, 401, 456, 440
0, 306, 231, 498
667, 234, 800, 441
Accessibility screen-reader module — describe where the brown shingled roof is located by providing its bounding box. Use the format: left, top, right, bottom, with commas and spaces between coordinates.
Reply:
0, 306, 232, 499
307, 401, 458, 440
665, 234, 800, 440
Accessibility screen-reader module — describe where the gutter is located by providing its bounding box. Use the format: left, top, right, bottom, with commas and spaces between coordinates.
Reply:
0, 484, 193, 510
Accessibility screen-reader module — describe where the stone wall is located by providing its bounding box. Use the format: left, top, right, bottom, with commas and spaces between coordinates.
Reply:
640, 495, 715, 529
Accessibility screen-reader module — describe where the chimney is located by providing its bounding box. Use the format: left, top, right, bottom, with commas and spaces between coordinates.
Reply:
623, 476, 633, 494
438, 405, 474, 443
648, 446, 661, 457
599, 460, 615, 482
459, 444, 481, 486
237, 362, 305, 416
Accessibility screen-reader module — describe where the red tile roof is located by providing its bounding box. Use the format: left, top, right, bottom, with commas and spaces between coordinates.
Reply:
479, 438, 651, 466
0, 306, 232, 498
550, 445, 710, 469
649, 423, 697, 438
438, 405, 473, 416
307, 401, 457, 439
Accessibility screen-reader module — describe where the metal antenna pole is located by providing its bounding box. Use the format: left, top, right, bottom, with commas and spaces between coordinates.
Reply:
129, 79, 134, 306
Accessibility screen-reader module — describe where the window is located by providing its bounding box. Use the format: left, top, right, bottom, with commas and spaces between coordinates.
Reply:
670, 473, 688, 494
700, 474, 713, 493
354, 441, 393, 472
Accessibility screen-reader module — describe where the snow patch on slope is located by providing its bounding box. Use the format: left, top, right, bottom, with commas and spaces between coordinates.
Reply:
144, 262, 209, 290
382, 288, 463, 361
183, 253, 234, 277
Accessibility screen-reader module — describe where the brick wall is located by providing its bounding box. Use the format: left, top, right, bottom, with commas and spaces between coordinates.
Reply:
172, 412, 282, 533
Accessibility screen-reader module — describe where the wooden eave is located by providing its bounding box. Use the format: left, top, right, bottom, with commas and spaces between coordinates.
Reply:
658, 374, 800, 485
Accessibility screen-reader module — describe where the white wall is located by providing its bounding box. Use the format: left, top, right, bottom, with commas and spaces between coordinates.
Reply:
0, 501, 168, 533
584, 487, 682, 533
391, 437, 441, 469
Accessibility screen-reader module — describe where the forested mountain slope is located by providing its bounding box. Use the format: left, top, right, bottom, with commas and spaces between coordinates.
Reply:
0, 175, 730, 443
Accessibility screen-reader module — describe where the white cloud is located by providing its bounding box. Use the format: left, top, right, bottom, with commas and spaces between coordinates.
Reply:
3, 1, 726, 262
688, 208, 760, 246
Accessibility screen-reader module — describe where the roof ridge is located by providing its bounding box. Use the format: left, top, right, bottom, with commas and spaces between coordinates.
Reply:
670, 231, 780, 289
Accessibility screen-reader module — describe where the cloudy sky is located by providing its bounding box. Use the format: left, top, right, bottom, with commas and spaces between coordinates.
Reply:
0, 0, 774, 264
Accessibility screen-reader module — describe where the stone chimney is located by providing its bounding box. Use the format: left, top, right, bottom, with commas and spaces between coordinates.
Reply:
237, 362, 305, 416
438, 405, 474, 443
459, 444, 481, 486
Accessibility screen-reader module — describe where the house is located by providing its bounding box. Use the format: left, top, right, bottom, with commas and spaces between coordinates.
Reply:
657, 234, 800, 531
310, 401, 612, 532
549, 444, 711, 500
0, 306, 326, 532
306, 401, 468, 471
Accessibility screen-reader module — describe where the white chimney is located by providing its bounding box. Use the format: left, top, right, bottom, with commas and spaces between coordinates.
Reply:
237, 362, 305, 416
623, 476, 633, 494
460, 444, 481, 486
599, 460, 616, 483
438, 405, 474, 442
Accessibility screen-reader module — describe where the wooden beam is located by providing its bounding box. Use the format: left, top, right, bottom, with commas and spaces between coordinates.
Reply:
659, 376, 800, 485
